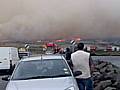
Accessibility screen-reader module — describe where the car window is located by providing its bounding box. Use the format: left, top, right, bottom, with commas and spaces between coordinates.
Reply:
12, 59, 71, 80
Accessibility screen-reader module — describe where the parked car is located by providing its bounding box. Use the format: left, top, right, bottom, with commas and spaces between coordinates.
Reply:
0, 47, 19, 71
2, 55, 81, 90
18, 51, 31, 59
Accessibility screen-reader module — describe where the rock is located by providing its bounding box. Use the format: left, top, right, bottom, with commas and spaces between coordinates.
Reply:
116, 82, 120, 89
96, 62, 107, 70
104, 87, 116, 90
100, 66, 107, 73
92, 71, 101, 76
100, 80, 112, 89
94, 80, 100, 87
104, 71, 117, 80
93, 68, 98, 72
93, 60, 120, 90
94, 80, 112, 90
94, 74, 105, 81
106, 64, 114, 72
112, 81, 118, 88
94, 84, 101, 90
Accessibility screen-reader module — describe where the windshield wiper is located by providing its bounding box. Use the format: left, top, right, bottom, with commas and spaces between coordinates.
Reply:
52, 74, 71, 78
13, 74, 71, 80
16, 76, 53, 80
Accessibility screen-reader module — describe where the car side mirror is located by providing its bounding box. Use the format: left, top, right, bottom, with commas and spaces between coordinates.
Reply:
2, 76, 10, 81
73, 71, 82, 76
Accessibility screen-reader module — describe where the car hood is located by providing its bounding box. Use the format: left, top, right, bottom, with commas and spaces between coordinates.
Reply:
6, 77, 77, 90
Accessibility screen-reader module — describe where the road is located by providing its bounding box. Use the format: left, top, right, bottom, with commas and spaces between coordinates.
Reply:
0, 72, 8, 90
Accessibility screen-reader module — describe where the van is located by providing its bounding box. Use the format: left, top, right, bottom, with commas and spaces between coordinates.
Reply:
0, 47, 19, 71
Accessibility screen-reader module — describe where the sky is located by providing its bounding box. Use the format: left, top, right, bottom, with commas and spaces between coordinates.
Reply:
0, 0, 120, 41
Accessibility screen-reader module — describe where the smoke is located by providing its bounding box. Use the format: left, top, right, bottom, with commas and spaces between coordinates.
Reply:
0, 0, 120, 41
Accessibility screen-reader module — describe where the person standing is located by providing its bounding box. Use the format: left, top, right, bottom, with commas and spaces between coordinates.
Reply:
65, 48, 72, 60
71, 43, 94, 90
65, 48, 73, 69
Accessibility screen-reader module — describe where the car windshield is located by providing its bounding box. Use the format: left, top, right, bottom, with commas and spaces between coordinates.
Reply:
12, 59, 71, 80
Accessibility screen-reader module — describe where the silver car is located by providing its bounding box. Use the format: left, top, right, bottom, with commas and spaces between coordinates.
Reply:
3, 55, 81, 90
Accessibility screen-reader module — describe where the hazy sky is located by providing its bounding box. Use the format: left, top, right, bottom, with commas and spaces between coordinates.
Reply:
0, 0, 120, 41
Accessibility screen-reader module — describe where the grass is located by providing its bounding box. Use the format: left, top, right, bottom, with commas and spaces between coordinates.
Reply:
93, 51, 120, 56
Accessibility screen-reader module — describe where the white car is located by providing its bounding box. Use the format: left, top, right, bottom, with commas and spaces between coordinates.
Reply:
2, 55, 81, 90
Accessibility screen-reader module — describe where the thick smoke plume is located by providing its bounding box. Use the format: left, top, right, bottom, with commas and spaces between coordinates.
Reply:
0, 0, 120, 41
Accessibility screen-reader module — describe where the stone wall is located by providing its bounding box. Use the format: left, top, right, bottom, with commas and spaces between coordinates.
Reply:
93, 61, 120, 90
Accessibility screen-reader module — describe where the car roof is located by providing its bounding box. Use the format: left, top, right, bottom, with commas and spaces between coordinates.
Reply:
21, 54, 64, 62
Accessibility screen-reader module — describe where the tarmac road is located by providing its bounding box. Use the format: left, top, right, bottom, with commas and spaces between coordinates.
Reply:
0, 76, 7, 90
0, 72, 8, 90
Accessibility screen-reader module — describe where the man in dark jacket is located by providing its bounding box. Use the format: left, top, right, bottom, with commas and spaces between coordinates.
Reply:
65, 48, 73, 69
65, 48, 72, 60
